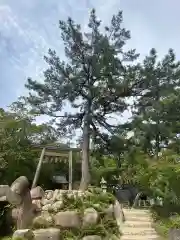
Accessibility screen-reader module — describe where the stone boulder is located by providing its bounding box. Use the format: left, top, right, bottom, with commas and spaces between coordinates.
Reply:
82, 236, 101, 240
113, 200, 125, 224
45, 190, 53, 200
52, 189, 59, 201
51, 200, 64, 213
30, 186, 45, 200
32, 212, 53, 228
54, 211, 81, 228
32, 199, 42, 212
12, 229, 34, 240
55, 192, 63, 201
105, 204, 114, 217
42, 203, 53, 212
83, 208, 99, 226
33, 228, 61, 240
9, 177, 34, 229
41, 198, 54, 206
11, 176, 29, 195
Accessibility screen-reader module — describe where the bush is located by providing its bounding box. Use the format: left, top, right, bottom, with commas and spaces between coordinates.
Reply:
60, 189, 115, 213
151, 205, 180, 238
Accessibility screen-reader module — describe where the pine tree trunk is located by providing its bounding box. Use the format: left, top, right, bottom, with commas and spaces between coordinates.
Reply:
79, 117, 91, 191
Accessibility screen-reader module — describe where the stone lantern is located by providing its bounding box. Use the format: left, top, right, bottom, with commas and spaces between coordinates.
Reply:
100, 177, 107, 193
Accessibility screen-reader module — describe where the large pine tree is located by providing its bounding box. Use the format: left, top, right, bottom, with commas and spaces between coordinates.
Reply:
25, 9, 140, 190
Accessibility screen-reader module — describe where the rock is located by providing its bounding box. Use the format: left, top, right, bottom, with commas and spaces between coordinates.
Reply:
52, 189, 59, 201
113, 200, 125, 224
12, 204, 34, 230
59, 190, 66, 194
0, 185, 22, 205
0, 176, 34, 229
83, 208, 99, 226
33, 228, 61, 240
93, 204, 100, 209
51, 200, 64, 212
41, 198, 54, 206
82, 236, 101, 240
11, 207, 19, 220
32, 199, 42, 209
105, 204, 114, 217
31, 186, 45, 200
67, 193, 74, 199
42, 204, 53, 212
32, 213, 53, 228
56, 193, 63, 201
12, 229, 34, 240
0, 195, 6, 201
45, 190, 53, 200
54, 211, 81, 228
12, 190, 34, 229
11, 176, 29, 195
32, 204, 41, 214
78, 191, 84, 197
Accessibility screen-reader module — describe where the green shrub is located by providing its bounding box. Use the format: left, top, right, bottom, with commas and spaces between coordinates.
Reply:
61, 190, 115, 213
151, 206, 180, 238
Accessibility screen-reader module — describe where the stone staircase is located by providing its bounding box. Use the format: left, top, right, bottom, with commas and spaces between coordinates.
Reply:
121, 208, 160, 240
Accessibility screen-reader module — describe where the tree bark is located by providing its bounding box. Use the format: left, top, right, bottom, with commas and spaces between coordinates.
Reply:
79, 117, 91, 191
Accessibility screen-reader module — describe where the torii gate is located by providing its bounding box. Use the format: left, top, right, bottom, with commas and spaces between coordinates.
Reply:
31, 145, 81, 190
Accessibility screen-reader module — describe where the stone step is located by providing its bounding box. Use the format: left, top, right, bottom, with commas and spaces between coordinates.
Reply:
123, 220, 152, 228
121, 234, 159, 240
122, 227, 157, 235
124, 215, 152, 222
123, 208, 150, 213
123, 209, 151, 217
121, 209, 160, 239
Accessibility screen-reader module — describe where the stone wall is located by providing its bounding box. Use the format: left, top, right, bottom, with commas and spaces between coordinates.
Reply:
32, 188, 87, 213
0, 177, 124, 240
14, 187, 123, 239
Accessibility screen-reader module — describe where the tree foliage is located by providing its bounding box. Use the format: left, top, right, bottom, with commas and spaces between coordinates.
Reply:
0, 108, 59, 184
129, 48, 180, 157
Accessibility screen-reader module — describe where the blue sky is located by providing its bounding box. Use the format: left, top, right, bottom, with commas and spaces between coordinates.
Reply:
0, 0, 180, 117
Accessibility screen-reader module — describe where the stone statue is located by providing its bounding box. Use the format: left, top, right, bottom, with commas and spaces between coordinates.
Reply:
0, 176, 34, 229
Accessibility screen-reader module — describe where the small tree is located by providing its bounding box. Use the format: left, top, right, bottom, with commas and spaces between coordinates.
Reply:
25, 9, 140, 190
